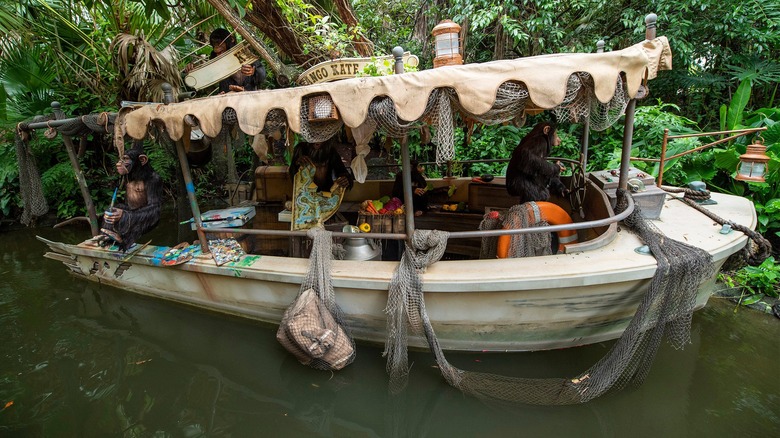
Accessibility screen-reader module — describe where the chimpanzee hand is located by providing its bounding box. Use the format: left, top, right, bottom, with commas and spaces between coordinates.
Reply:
334, 176, 350, 188
228, 85, 245, 92
104, 208, 124, 225
240, 64, 255, 76
549, 178, 569, 198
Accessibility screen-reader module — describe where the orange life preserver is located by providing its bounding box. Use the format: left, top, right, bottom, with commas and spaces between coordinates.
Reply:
496, 201, 578, 257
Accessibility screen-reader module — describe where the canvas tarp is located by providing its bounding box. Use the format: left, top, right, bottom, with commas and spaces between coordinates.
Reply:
119, 37, 671, 143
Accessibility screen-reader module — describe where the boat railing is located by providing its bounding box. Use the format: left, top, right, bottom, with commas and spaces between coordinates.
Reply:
630, 127, 767, 187
197, 194, 633, 242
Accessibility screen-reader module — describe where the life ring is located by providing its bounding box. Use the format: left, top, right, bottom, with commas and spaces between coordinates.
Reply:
496, 201, 578, 257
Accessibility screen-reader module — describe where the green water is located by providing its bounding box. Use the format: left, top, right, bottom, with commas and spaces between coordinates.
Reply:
1, 223, 778, 437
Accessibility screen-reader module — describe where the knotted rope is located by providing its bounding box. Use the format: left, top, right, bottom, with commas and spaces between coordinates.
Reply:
661, 185, 772, 266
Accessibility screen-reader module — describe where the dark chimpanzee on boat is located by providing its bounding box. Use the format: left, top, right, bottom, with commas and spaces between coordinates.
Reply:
505, 121, 568, 203
289, 139, 353, 192
99, 142, 162, 251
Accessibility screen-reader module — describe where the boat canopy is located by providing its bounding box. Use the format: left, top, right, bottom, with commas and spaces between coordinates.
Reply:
120, 37, 671, 144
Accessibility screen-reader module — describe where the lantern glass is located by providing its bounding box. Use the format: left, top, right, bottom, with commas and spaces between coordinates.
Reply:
435, 33, 459, 57
313, 98, 332, 119
737, 160, 765, 180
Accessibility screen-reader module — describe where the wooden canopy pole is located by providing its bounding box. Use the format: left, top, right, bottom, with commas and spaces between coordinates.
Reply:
51, 102, 100, 236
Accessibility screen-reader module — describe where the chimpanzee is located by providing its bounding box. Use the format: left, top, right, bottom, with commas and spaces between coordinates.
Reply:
505, 122, 568, 203
99, 142, 162, 251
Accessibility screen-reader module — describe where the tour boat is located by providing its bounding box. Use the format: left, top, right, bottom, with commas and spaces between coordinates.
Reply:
38, 17, 758, 354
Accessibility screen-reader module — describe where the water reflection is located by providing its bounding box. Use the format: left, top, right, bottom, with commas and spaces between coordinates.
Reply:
1, 225, 778, 436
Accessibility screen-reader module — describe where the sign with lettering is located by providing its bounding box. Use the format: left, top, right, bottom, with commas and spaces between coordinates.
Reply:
297, 53, 419, 86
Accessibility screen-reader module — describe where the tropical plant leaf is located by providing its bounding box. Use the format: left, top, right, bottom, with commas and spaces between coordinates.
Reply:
713, 148, 740, 173
725, 78, 752, 131
762, 123, 780, 145
740, 294, 763, 306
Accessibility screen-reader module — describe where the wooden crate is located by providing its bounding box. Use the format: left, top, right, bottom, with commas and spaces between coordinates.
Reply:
357, 213, 405, 234
255, 165, 292, 203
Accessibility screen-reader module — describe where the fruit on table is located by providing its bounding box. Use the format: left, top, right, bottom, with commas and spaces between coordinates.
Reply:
359, 223, 371, 232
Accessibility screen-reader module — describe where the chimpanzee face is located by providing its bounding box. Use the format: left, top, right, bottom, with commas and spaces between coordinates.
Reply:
116, 155, 132, 175
116, 152, 148, 176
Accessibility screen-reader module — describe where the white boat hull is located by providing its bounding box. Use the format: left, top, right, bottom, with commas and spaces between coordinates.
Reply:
41, 192, 754, 352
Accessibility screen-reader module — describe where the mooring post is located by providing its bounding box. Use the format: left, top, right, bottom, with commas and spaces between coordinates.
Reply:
51, 102, 100, 236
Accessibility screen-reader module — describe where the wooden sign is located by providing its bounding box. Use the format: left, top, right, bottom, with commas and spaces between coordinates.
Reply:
297, 52, 419, 86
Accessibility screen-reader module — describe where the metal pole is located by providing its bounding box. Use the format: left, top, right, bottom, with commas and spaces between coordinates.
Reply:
51, 102, 100, 236
392, 46, 416, 242
400, 136, 416, 242
581, 116, 590, 171
25, 116, 90, 130
162, 84, 209, 253
618, 99, 637, 190
658, 129, 669, 187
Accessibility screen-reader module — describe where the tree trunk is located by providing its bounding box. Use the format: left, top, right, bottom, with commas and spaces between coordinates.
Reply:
332, 0, 373, 56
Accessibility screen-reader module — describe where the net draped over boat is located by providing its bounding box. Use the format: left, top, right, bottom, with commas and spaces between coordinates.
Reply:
14, 112, 116, 225
384, 190, 714, 405
14, 130, 48, 226
478, 203, 553, 259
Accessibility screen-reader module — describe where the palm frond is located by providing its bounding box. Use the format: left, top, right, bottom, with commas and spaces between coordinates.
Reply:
111, 32, 183, 101
725, 58, 780, 86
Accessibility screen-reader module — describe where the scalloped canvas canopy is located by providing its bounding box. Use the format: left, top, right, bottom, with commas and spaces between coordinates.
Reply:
120, 37, 671, 143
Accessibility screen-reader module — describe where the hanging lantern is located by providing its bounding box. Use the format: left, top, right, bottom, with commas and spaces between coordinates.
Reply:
432, 20, 463, 68
735, 141, 770, 182
307, 94, 339, 122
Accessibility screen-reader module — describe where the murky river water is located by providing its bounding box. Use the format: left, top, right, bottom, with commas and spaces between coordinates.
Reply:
1, 219, 778, 437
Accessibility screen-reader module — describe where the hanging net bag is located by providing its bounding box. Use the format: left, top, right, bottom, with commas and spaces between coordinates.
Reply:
277, 227, 356, 370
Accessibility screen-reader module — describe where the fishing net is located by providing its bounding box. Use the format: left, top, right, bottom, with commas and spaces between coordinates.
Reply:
14, 112, 118, 225
13, 129, 48, 225
384, 189, 714, 404
277, 227, 356, 371
553, 73, 629, 131
452, 81, 529, 125
285, 72, 627, 165
478, 204, 553, 259
299, 95, 344, 143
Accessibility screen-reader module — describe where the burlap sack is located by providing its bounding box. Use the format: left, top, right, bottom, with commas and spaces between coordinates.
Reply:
276, 288, 354, 370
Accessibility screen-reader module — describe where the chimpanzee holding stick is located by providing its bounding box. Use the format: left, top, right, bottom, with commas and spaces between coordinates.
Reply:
98, 142, 162, 251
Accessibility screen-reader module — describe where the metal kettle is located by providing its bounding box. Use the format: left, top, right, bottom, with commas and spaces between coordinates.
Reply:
341, 225, 382, 261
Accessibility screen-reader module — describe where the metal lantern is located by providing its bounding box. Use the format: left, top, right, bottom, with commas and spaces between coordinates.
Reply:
432, 20, 463, 68
735, 141, 770, 182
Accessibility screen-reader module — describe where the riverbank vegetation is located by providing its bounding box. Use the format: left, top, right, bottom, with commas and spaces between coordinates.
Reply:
0, 0, 777, 306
